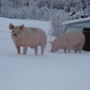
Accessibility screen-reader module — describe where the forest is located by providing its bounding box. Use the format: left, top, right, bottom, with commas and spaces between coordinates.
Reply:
0, 0, 90, 20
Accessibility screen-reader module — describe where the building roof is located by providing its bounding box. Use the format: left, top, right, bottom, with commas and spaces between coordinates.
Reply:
62, 17, 90, 29
63, 17, 90, 25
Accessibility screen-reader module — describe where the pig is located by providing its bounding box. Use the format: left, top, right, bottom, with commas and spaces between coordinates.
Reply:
50, 31, 85, 53
9, 24, 47, 55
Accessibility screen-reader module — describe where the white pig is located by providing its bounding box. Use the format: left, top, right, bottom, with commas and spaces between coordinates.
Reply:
50, 31, 85, 53
9, 24, 47, 55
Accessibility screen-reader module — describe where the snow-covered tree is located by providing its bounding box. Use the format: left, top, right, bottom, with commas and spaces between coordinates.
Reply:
0, 0, 90, 20
51, 10, 70, 37
39, 5, 50, 20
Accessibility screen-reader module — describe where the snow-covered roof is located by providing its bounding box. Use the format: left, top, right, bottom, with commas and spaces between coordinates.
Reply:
62, 17, 90, 25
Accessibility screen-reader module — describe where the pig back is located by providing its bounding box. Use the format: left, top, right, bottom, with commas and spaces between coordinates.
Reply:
18, 27, 47, 47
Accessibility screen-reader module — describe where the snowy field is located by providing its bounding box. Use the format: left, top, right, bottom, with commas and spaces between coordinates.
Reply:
0, 17, 90, 90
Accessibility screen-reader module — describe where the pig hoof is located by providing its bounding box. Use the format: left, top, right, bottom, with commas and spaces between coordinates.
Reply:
18, 52, 20, 54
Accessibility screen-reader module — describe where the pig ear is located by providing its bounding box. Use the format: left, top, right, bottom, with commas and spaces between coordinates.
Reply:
19, 24, 25, 31
9, 23, 14, 30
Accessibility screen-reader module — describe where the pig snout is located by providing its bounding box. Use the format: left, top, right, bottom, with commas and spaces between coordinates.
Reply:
12, 33, 18, 39
13, 33, 17, 37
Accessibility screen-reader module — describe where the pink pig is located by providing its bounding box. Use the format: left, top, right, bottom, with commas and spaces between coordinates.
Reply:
9, 24, 47, 55
50, 31, 85, 53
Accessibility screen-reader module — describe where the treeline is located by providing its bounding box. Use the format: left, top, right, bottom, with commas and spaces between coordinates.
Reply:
0, 0, 90, 20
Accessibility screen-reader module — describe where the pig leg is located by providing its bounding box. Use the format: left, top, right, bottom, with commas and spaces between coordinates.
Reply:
77, 44, 82, 53
75, 49, 78, 53
74, 46, 77, 53
79, 49, 81, 53
23, 46, 28, 55
79, 44, 83, 53
41, 46, 45, 55
34, 46, 38, 55
16, 45, 20, 54
64, 48, 67, 53
79, 47, 82, 53
68, 48, 71, 53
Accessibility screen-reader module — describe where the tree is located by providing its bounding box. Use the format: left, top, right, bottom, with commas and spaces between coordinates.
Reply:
39, 5, 50, 20
51, 10, 70, 37
0, 0, 90, 20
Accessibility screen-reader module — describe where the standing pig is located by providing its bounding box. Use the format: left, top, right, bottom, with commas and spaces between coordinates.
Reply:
50, 31, 85, 53
9, 24, 47, 55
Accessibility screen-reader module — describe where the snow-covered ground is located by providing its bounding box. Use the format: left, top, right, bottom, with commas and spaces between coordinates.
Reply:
0, 17, 90, 90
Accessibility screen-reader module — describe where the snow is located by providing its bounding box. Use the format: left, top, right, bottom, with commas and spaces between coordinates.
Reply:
0, 17, 90, 90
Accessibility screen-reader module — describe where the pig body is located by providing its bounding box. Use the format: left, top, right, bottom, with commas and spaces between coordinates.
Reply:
50, 31, 85, 53
66, 31, 85, 53
9, 24, 47, 55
